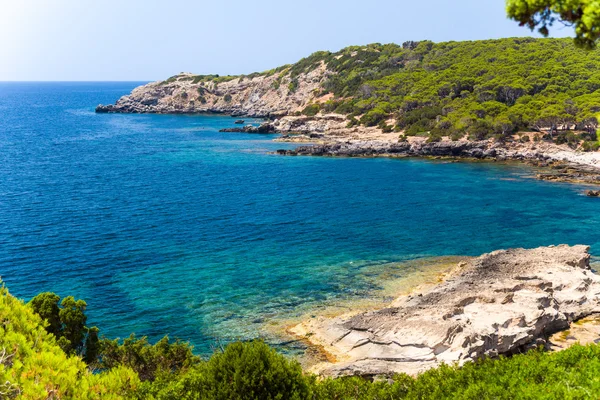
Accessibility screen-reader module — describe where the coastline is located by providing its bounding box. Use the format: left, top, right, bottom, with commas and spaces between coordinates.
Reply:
212, 113, 600, 187
281, 256, 470, 372
273, 132, 600, 187
95, 74, 600, 188
260, 256, 470, 368
287, 245, 600, 378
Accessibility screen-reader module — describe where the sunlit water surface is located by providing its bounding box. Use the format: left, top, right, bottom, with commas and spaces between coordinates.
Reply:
1, 82, 599, 354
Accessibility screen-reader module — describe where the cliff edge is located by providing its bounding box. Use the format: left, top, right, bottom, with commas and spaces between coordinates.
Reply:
96, 64, 330, 117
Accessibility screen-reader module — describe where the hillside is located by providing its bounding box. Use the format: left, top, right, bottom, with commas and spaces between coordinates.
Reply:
98, 37, 600, 145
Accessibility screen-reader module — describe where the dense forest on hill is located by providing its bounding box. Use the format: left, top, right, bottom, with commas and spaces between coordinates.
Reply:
4, 283, 600, 399
297, 38, 600, 145
179, 37, 600, 147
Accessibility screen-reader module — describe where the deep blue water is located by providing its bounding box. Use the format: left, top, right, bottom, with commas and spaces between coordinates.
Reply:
1, 82, 600, 353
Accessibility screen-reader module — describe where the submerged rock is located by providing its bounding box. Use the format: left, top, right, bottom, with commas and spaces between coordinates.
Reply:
587, 190, 600, 197
292, 245, 600, 377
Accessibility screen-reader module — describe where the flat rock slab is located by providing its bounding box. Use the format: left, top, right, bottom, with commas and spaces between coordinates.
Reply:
293, 245, 600, 377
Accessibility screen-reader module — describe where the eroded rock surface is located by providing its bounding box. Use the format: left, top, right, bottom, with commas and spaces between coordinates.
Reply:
292, 245, 600, 377
96, 65, 330, 117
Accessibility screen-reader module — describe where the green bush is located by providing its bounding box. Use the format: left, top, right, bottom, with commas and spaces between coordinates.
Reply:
378, 121, 394, 133
347, 117, 359, 128
582, 140, 600, 151
1, 284, 140, 399
288, 79, 299, 93
99, 334, 199, 381
302, 103, 321, 116
143, 341, 311, 400
360, 109, 388, 126
13, 284, 600, 399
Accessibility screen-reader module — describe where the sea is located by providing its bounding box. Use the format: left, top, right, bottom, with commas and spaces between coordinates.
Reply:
1, 82, 599, 355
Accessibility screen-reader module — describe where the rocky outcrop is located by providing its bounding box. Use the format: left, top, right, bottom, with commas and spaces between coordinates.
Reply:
219, 123, 276, 134
292, 245, 600, 377
95, 65, 331, 117
272, 114, 348, 133
277, 140, 538, 160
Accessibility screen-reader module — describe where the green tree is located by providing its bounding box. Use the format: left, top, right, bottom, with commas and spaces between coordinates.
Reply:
506, 0, 600, 48
28, 292, 61, 336
59, 296, 88, 354
29, 292, 100, 360
84, 326, 101, 365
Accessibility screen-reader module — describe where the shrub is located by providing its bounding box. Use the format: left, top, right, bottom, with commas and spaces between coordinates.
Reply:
288, 79, 299, 93
378, 121, 394, 133
224, 94, 232, 103
582, 141, 600, 152
144, 341, 311, 400
99, 334, 198, 382
360, 108, 388, 127
468, 120, 494, 140
2, 284, 140, 399
302, 103, 321, 116
346, 117, 359, 128
426, 134, 442, 143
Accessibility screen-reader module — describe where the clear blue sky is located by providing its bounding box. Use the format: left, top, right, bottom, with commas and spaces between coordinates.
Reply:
0, 0, 573, 81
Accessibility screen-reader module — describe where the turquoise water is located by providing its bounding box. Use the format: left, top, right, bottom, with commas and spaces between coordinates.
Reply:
1, 82, 600, 354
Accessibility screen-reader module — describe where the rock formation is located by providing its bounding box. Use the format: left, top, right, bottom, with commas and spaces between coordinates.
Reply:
277, 139, 536, 160
219, 123, 276, 134
96, 65, 331, 117
291, 245, 600, 377
587, 190, 600, 197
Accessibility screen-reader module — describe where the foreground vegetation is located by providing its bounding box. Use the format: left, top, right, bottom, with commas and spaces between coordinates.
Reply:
3, 284, 600, 399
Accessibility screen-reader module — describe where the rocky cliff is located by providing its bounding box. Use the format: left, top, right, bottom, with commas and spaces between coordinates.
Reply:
292, 245, 600, 377
96, 63, 330, 117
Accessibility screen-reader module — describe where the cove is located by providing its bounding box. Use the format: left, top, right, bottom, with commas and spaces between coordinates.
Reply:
1, 82, 599, 355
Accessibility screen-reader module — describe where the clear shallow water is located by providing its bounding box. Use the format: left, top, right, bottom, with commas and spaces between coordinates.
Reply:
1, 82, 600, 354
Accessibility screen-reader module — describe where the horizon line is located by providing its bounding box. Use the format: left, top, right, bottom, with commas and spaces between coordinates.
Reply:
0, 80, 154, 83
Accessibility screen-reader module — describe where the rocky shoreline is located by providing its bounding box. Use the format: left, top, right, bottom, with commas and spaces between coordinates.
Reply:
291, 245, 600, 377
95, 66, 330, 117
95, 77, 600, 186
275, 137, 600, 186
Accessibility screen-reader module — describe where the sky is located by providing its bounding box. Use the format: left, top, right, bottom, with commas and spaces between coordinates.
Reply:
0, 0, 574, 81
